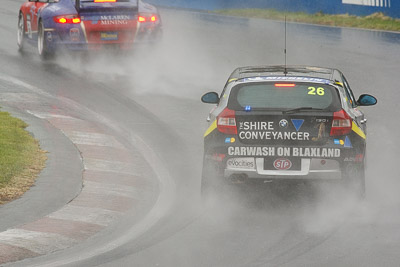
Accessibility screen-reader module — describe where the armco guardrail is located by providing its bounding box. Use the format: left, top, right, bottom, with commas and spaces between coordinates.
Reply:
147, 0, 400, 19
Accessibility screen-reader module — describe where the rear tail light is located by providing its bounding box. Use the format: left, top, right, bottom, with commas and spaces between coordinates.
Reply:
138, 14, 158, 23
217, 108, 237, 134
54, 15, 81, 24
330, 109, 352, 136
211, 153, 226, 162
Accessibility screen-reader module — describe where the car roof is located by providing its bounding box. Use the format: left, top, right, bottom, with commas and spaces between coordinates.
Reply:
228, 65, 337, 82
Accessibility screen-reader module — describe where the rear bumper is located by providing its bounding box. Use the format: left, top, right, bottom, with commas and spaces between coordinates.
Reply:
224, 158, 342, 181
44, 25, 161, 52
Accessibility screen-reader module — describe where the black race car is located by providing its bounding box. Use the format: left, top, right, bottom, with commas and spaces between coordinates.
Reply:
201, 66, 377, 198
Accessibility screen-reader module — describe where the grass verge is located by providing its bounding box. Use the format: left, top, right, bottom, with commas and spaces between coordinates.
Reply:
214, 9, 400, 32
0, 111, 47, 204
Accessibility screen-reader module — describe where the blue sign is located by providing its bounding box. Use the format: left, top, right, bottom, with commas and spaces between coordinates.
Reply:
291, 119, 304, 132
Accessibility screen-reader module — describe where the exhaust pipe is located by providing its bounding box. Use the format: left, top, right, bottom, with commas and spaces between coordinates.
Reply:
229, 174, 248, 184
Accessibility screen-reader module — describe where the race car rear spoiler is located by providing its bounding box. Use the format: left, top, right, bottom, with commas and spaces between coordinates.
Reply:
76, 0, 139, 12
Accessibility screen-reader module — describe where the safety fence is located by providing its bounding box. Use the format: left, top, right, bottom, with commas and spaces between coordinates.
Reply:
147, 0, 400, 18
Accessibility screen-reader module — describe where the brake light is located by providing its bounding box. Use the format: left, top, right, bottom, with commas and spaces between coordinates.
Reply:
330, 109, 352, 136
138, 15, 157, 23
275, 83, 296, 87
211, 153, 226, 162
217, 108, 237, 134
54, 16, 81, 24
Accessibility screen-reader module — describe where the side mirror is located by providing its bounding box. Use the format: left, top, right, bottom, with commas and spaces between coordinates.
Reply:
357, 94, 377, 106
201, 92, 219, 104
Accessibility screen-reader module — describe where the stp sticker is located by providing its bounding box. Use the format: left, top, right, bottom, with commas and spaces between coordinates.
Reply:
273, 158, 292, 170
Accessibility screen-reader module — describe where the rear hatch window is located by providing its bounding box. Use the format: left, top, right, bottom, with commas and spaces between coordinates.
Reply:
228, 82, 342, 146
230, 82, 339, 110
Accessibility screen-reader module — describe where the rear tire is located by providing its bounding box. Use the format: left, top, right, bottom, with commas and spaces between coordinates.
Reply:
38, 20, 53, 60
17, 12, 25, 51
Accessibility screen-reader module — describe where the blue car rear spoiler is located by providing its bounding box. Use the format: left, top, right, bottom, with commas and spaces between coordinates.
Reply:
75, 0, 140, 12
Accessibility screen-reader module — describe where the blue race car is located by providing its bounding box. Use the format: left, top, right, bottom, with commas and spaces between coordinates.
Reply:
17, 0, 162, 59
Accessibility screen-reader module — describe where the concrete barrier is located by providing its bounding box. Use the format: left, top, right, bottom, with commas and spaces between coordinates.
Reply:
147, 0, 400, 18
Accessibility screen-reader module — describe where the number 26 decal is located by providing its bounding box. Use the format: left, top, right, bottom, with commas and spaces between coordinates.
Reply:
308, 87, 325, 96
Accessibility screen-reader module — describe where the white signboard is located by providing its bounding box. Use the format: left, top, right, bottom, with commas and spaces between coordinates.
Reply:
342, 0, 391, 7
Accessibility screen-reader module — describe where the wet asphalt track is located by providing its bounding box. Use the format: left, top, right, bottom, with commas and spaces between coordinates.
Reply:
1, 1, 400, 266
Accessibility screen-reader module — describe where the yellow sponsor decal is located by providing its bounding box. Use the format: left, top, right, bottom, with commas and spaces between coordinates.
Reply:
228, 78, 238, 83
352, 121, 366, 139
335, 81, 343, 87
204, 120, 217, 137
101, 32, 118, 40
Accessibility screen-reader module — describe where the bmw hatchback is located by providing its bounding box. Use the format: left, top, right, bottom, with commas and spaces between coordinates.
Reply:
201, 66, 377, 197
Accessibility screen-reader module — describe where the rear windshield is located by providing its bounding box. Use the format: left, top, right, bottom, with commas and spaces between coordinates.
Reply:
228, 82, 341, 111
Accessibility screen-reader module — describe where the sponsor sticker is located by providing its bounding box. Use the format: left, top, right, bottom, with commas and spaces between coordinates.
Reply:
344, 154, 364, 162
279, 119, 288, 128
273, 158, 292, 170
228, 146, 341, 158
101, 20, 128, 25
225, 137, 236, 144
311, 122, 326, 141
334, 137, 352, 148
238, 121, 310, 141
226, 158, 255, 170
100, 15, 130, 20
70, 28, 79, 42
291, 119, 304, 132
344, 136, 352, 148
101, 32, 118, 41
334, 139, 345, 145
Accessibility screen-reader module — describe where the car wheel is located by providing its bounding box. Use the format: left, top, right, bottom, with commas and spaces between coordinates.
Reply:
38, 20, 52, 60
343, 163, 366, 199
17, 12, 25, 51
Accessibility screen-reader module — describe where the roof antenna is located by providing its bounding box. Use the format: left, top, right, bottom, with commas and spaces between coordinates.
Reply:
284, 15, 288, 76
